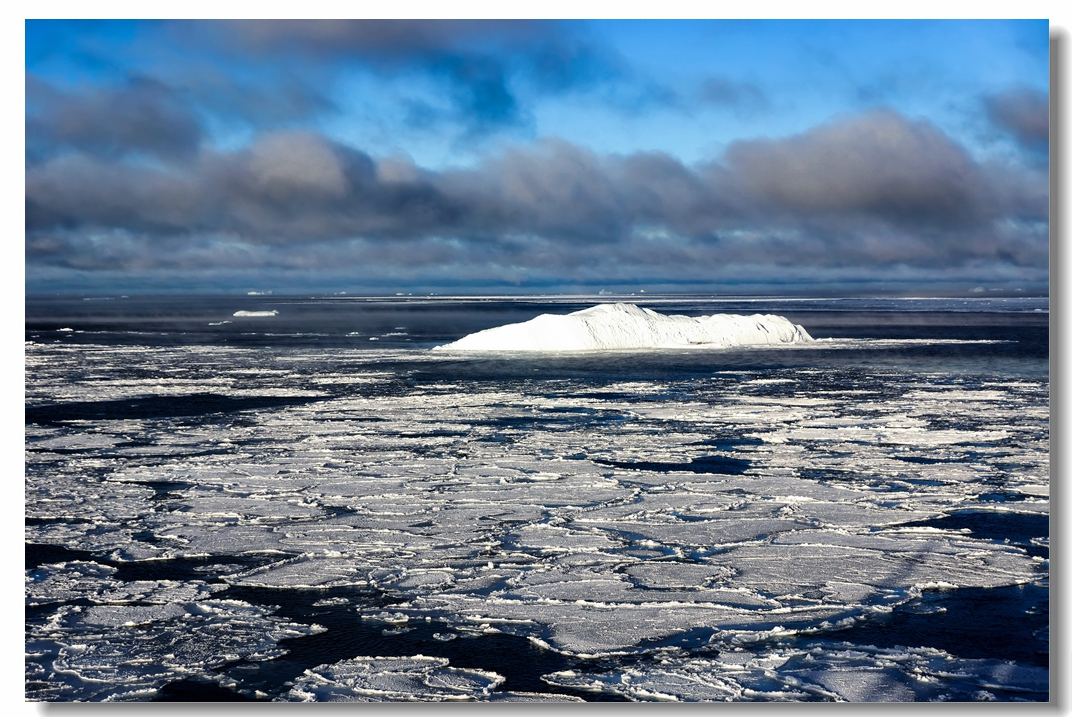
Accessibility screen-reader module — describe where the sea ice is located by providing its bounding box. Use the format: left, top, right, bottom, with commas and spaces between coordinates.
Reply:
542, 644, 1049, 702
25, 336, 1048, 701
284, 656, 504, 702
26, 564, 320, 701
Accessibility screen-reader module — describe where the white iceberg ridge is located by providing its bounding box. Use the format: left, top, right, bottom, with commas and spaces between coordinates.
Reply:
233, 310, 278, 317
435, 303, 813, 352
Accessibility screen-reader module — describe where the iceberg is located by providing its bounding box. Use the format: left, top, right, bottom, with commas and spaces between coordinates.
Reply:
233, 310, 278, 317
435, 303, 813, 352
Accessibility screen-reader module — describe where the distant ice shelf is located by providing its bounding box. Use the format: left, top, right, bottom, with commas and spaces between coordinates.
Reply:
435, 303, 813, 352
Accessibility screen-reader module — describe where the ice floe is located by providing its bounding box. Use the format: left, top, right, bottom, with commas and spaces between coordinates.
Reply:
285, 656, 504, 701
543, 645, 1049, 701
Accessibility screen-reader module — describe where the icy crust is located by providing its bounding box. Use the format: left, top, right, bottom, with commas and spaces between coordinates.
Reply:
25, 562, 321, 701
400, 530, 1032, 657
26, 561, 221, 607
25, 342, 1049, 700
543, 646, 1049, 702
284, 656, 503, 702
284, 656, 583, 702
435, 303, 813, 351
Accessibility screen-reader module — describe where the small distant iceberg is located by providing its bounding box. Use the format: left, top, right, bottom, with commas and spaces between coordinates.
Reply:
435, 303, 813, 352
233, 310, 279, 317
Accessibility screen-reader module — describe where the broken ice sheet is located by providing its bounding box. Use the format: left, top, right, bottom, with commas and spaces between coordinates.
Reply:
284, 656, 504, 702
405, 594, 854, 656
702, 529, 1040, 599
27, 578, 321, 701
27, 562, 121, 606
228, 555, 371, 588
542, 644, 1050, 702
26, 561, 223, 607
623, 562, 737, 589
27, 523, 156, 556
25, 338, 1049, 700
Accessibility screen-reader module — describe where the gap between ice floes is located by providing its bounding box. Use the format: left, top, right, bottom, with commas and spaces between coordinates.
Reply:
434, 303, 813, 352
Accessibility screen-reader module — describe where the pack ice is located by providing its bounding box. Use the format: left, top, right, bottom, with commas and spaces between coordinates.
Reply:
435, 303, 813, 351
25, 334, 1048, 702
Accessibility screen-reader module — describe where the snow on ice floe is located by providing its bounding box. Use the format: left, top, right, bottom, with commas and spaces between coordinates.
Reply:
233, 310, 278, 317
435, 303, 812, 351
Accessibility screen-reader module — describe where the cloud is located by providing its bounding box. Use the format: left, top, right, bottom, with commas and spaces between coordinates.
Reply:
185, 20, 623, 138
720, 109, 994, 226
216, 20, 546, 60
983, 87, 1049, 153
25, 110, 1048, 289
697, 77, 769, 114
225, 21, 534, 133
26, 74, 203, 162
247, 132, 349, 199
429, 54, 524, 135
25, 20, 673, 159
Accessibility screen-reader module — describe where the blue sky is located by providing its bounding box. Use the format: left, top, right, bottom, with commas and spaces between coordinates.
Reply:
25, 19, 1050, 295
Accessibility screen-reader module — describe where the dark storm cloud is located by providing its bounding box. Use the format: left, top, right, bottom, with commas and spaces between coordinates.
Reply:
28, 134, 424, 242
194, 20, 630, 136
26, 153, 202, 234
26, 74, 203, 162
24, 21, 658, 162
720, 109, 996, 226
25, 110, 1048, 280
983, 87, 1049, 153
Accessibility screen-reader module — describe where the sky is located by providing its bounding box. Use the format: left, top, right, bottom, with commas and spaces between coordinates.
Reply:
24, 19, 1051, 296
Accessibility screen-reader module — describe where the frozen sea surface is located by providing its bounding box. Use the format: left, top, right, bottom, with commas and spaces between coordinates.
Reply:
25, 295, 1049, 701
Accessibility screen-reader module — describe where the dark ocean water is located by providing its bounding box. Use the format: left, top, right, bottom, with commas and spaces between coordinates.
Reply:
25, 293, 1051, 350
25, 295, 1049, 702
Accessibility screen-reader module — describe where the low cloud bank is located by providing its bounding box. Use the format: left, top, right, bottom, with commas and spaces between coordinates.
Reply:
25, 109, 1048, 292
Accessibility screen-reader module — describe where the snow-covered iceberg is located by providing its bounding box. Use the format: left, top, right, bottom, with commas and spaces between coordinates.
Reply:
435, 303, 813, 352
233, 310, 278, 317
